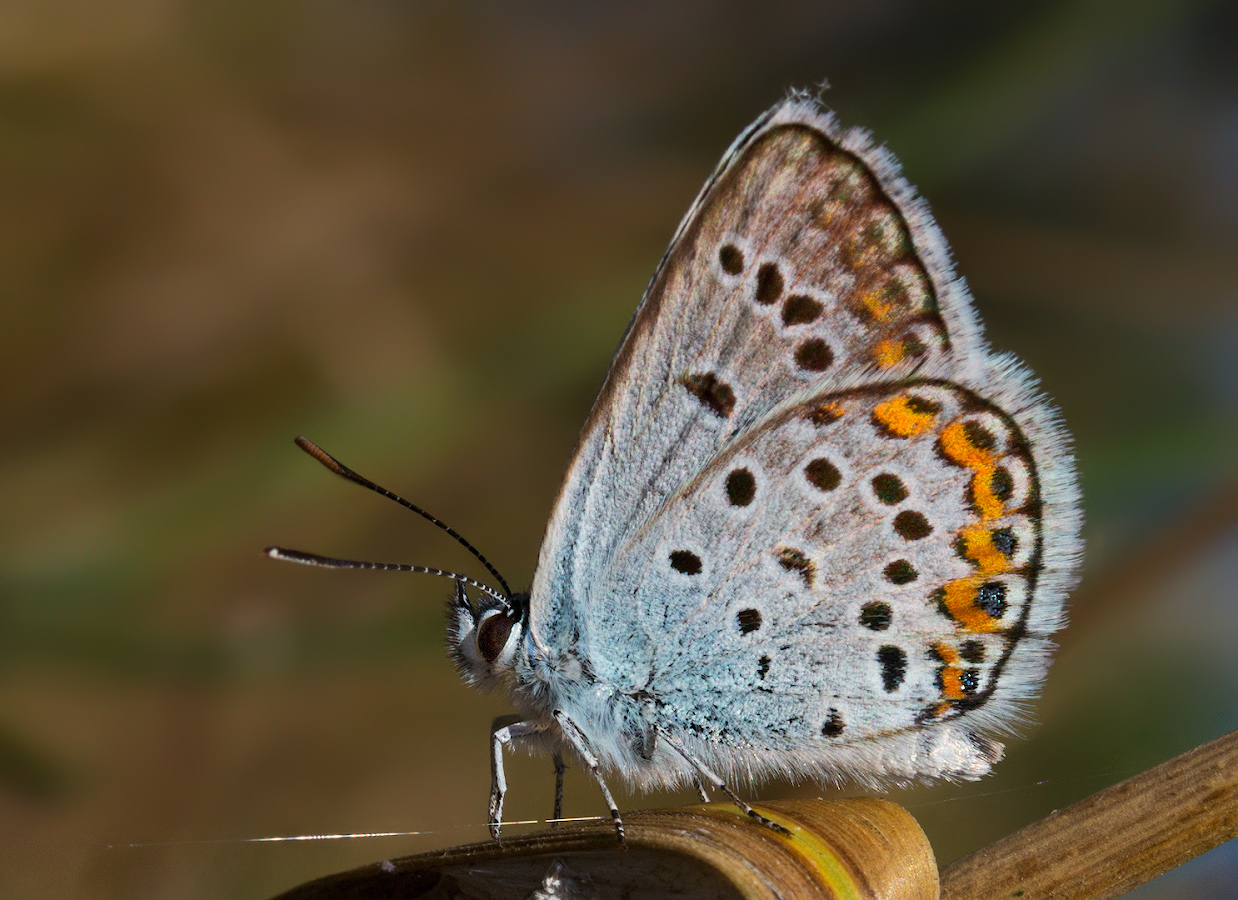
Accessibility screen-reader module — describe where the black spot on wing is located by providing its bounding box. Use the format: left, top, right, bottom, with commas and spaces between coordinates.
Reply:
755, 262, 783, 305
777, 547, 814, 587
736, 609, 762, 634
963, 419, 997, 451
976, 581, 1008, 618
795, 339, 833, 371
991, 527, 1017, 557
960, 640, 986, 663
804, 458, 841, 492
893, 510, 931, 540
820, 709, 844, 738
782, 294, 823, 326
725, 468, 756, 506
860, 601, 892, 631
960, 668, 981, 695
669, 550, 702, 575
883, 559, 917, 584
871, 473, 908, 505
877, 645, 907, 692
680, 372, 736, 418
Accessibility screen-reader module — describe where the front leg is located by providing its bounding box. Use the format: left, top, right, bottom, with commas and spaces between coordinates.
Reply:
489, 715, 550, 840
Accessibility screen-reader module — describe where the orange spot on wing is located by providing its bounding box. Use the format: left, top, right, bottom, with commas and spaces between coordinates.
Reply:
931, 643, 966, 700
860, 290, 895, 322
932, 642, 959, 664
940, 667, 966, 700
873, 396, 938, 437
938, 577, 1005, 633
940, 421, 995, 470
971, 470, 1004, 519
873, 338, 906, 368
941, 421, 1009, 520
808, 401, 845, 425
956, 525, 1010, 574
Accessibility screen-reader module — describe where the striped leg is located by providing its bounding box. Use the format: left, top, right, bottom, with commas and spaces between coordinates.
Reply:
553, 710, 625, 843
658, 727, 790, 836
551, 751, 565, 825
694, 777, 711, 803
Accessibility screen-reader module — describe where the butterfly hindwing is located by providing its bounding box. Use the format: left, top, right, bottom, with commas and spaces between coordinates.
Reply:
588, 377, 1073, 783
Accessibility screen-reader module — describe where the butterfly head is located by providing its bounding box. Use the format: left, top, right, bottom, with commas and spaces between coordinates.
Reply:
448, 583, 527, 688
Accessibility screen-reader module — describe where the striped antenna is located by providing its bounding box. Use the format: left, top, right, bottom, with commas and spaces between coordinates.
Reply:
289, 436, 513, 599
265, 547, 510, 607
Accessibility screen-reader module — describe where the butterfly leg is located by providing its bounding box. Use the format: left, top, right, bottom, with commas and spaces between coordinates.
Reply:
693, 777, 711, 803
489, 715, 550, 840
658, 728, 790, 836
551, 751, 565, 825
552, 709, 625, 844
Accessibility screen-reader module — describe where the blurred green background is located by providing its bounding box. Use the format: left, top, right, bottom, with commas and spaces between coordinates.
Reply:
2, 1, 1235, 897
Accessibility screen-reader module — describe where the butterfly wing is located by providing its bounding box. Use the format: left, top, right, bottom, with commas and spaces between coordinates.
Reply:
527, 95, 1080, 785
600, 376, 1079, 785
534, 96, 973, 642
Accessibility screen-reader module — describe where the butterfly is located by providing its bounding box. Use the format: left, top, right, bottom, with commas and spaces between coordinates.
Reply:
269, 91, 1083, 842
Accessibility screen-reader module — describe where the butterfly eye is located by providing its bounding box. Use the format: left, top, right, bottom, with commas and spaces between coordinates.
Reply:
476, 611, 516, 664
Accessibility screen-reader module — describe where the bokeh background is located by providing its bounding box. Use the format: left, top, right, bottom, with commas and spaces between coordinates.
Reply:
2, 1, 1236, 897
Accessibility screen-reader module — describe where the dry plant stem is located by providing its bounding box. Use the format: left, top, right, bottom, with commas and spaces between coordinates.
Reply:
270, 798, 938, 900
269, 732, 1238, 899
940, 727, 1238, 900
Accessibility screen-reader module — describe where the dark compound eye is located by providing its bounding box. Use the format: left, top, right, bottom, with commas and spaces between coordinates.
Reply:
476, 612, 516, 663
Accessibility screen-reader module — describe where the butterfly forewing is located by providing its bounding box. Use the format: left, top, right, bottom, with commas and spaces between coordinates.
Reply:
533, 100, 979, 639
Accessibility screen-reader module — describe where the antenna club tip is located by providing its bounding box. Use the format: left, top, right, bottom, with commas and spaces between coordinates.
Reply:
264, 547, 283, 558
293, 435, 348, 474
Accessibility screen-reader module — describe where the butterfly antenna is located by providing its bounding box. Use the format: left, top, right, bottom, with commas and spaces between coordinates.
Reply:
290, 436, 513, 599
265, 547, 510, 607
